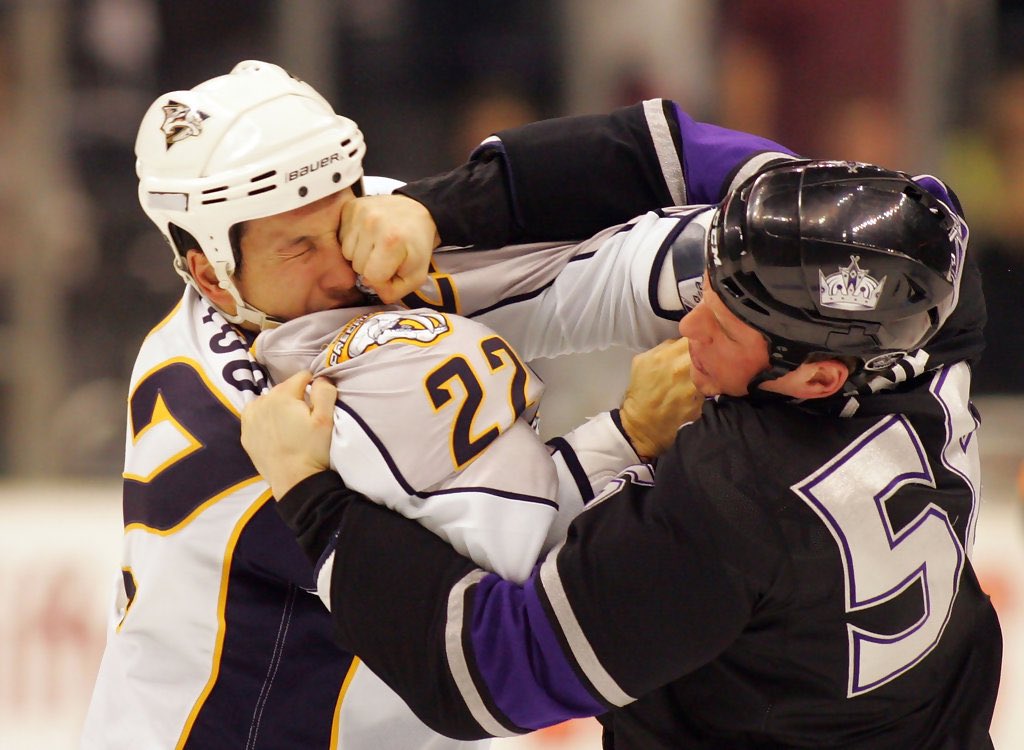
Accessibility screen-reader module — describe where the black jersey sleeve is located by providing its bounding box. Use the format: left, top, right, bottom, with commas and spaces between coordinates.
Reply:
395, 102, 674, 247
394, 156, 516, 250
276, 471, 492, 740
541, 414, 787, 699
397, 99, 795, 247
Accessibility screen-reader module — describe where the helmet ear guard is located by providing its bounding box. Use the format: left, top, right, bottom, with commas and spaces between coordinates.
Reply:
135, 60, 366, 329
709, 160, 965, 391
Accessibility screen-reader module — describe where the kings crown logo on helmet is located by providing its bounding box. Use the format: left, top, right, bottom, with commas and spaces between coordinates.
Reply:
160, 100, 209, 149
818, 255, 887, 311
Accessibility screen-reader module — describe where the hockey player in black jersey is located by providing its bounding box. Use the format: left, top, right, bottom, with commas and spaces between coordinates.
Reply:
242, 159, 1001, 749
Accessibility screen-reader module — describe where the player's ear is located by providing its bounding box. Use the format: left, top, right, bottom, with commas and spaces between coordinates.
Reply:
186, 250, 236, 313
790, 359, 849, 399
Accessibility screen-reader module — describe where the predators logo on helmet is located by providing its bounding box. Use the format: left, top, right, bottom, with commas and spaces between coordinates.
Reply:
159, 100, 209, 149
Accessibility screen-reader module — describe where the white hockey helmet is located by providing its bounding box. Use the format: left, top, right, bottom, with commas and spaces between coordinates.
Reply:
135, 60, 366, 329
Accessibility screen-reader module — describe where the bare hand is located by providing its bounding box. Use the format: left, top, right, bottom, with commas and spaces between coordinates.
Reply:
240, 371, 338, 498
340, 194, 441, 303
618, 338, 703, 459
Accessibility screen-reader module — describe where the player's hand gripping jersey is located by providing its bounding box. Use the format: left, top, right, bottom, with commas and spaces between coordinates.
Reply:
255, 307, 645, 583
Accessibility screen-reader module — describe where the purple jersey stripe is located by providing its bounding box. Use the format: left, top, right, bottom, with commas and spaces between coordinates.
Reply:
672, 102, 796, 204
468, 571, 606, 729
913, 175, 964, 217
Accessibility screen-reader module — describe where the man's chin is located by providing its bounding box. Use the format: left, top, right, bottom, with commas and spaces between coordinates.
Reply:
691, 370, 715, 398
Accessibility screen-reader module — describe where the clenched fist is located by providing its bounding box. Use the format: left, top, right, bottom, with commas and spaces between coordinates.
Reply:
618, 338, 703, 460
340, 194, 441, 303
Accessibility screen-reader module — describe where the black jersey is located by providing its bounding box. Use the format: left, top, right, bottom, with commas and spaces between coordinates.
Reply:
562, 361, 999, 748
277, 359, 1000, 749
268, 103, 998, 748
398, 98, 796, 247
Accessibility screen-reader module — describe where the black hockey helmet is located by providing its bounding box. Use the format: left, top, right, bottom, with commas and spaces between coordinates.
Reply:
708, 160, 964, 384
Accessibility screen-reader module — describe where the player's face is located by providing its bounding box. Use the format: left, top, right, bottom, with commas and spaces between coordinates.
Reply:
233, 188, 365, 322
678, 271, 772, 397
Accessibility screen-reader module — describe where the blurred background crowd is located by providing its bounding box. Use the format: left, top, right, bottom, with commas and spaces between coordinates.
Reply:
0, 0, 1021, 476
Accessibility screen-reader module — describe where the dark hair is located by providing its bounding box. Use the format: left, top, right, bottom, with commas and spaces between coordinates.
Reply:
167, 223, 247, 276
228, 223, 247, 275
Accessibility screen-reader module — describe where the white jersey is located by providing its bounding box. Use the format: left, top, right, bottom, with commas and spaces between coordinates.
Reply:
256, 307, 641, 584
374, 174, 705, 358
405, 205, 712, 359
81, 288, 485, 750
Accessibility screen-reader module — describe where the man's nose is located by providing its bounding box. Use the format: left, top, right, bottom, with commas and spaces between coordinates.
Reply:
318, 241, 357, 287
678, 303, 710, 343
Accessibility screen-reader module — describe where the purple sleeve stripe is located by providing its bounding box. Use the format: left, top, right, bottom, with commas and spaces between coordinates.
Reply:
445, 570, 525, 737
672, 102, 797, 204
913, 175, 966, 219
468, 570, 607, 730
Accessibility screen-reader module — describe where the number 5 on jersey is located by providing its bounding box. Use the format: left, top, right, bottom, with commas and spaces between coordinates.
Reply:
794, 414, 966, 697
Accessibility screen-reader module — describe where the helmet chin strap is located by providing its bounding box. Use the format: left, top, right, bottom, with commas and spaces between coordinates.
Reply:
209, 264, 283, 331
174, 256, 278, 330
220, 283, 283, 331
221, 298, 282, 331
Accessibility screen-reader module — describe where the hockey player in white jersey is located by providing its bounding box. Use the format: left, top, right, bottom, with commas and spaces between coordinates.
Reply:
83, 60, 470, 750
82, 60, 721, 750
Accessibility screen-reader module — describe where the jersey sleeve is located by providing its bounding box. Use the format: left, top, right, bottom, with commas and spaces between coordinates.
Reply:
271, 409, 777, 740
405, 206, 713, 359
397, 98, 796, 247
543, 410, 644, 549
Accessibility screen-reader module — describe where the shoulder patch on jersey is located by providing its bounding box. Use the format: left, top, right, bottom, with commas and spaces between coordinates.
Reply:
327, 310, 453, 365
669, 211, 709, 311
